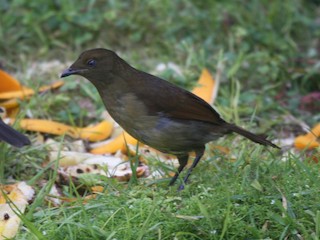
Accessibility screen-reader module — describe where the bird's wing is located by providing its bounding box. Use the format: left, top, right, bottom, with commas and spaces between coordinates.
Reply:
129, 72, 224, 125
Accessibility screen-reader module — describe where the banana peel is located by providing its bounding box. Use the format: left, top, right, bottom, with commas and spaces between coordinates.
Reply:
9, 118, 113, 142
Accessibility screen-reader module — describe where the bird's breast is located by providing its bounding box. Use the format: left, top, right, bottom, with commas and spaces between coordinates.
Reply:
101, 91, 157, 134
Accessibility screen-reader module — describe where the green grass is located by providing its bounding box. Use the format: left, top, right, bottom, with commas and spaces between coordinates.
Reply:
1, 0, 320, 239
17, 146, 320, 239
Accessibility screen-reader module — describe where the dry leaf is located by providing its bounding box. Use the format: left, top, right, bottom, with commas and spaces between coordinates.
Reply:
0, 81, 64, 100
0, 70, 22, 93
192, 68, 217, 104
294, 123, 320, 150
90, 131, 138, 154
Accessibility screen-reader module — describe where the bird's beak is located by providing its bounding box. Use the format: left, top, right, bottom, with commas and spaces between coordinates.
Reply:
60, 68, 83, 78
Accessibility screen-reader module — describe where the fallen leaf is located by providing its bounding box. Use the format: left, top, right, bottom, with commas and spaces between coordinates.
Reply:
0, 80, 64, 100
192, 68, 217, 104
90, 131, 138, 154
294, 123, 320, 150
8, 118, 113, 142
0, 70, 22, 93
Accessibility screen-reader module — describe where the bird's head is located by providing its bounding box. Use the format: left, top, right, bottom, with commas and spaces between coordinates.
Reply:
61, 48, 117, 80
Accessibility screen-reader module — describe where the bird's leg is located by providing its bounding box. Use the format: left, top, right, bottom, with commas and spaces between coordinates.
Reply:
169, 154, 189, 186
178, 148, 205, 191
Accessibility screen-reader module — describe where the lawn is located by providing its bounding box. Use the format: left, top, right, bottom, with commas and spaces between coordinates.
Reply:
0, 1, 319, 239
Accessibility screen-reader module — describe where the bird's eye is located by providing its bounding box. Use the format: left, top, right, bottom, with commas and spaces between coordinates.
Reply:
87, 59, 96, 67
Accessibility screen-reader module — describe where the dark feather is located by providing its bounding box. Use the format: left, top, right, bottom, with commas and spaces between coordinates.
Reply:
125, 71, 224, 125
0, 118, 30, 147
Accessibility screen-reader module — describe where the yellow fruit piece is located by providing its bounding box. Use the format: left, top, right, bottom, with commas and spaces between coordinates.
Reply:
90, 131, 138, 154
294, 123, 320, 150
9, 118, 113, 142
192, 68, 216, 104
0, 80, 64, 99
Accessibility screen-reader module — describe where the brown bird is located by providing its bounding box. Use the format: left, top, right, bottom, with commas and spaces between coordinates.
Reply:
0, 109, 30, 148
61, 48, 279, 190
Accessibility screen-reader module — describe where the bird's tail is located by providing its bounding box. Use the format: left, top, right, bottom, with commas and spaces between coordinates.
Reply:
0, 119, 31, 147
225, 123, 280, 149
